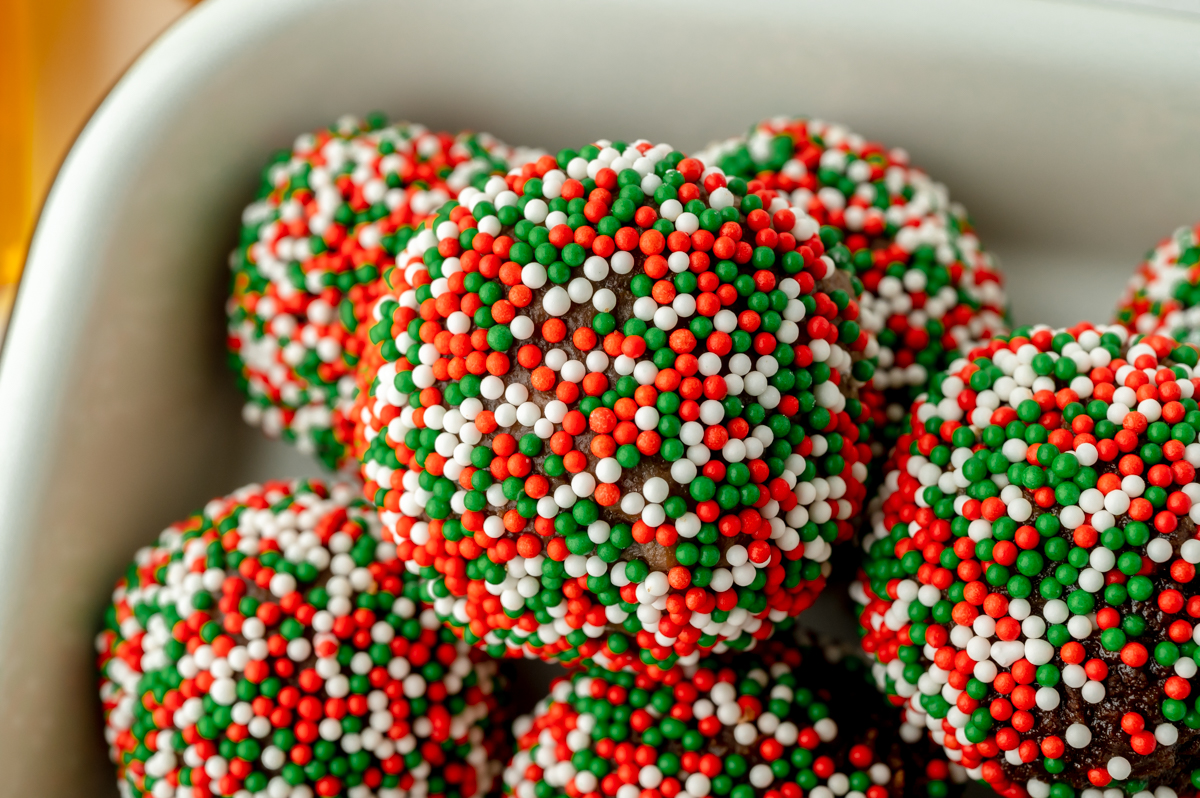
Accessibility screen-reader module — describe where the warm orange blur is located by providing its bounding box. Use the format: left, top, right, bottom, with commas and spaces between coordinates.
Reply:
0, 0, 194, 331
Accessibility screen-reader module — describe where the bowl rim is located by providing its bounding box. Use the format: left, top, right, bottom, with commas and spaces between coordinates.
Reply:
0, 0, 328, 640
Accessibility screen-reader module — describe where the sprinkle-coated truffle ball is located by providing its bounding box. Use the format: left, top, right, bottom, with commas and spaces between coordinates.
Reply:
502, 638, 964, 798
697, 117, 1007, 453
354, 140, 880, 672
853, 324, 1200, 797
227, 114, 536, 469
97, 479, 510, 798
1116, 223, 1200, 346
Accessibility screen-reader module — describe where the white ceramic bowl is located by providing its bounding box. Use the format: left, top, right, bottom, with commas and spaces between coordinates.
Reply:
6, 0, 1200, 793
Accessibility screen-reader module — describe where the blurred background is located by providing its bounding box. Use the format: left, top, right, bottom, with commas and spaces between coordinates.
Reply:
0, 0, 192, 335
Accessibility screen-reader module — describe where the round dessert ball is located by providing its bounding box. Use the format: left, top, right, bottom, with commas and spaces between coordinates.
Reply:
853, 324, 1200, 797
353, 141, 879, 672
1116, 223, 1200, 345
697, 117, 1008, 452
227, 114, 536, 469
96, 478, 509, 798
502, 638, 964, 798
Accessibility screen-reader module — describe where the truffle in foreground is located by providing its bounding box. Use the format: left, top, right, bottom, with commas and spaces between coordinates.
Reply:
97, 479, 510, 798
503, 638, 963, 798
856, 324, 1200, 797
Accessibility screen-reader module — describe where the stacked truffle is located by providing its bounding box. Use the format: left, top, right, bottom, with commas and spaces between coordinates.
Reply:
97, 479, 509, 798
698, 117, 1008, 452
226, 115, 535, 469
352, 141, 878, 673
854, 324, 1200, 797
118, 111, 1159, 798
503, 639, 963, 798
1116, 222, 1200, 346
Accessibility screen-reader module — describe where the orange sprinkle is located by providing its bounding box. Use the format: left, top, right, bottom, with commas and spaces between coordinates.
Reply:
582, 372, 608, 396
590, 435, 616, 458
573, 328, 597, 351
655, 368, 681, 392
419, 321, 441, 343
594, 484, 621, 507
435, 293, 459, 318
542, 319, 566, 342
499, 261, 523, 286
503, 510, 526, 534
524, 475, 549, 499
603, 332, 625, 356
549, 432, 573, 455
614, 421, 638, 445
516, 534, 541, 558
563, 451, 588, 473
651, 280, 676, 304
419, 387, 441, 407
491, 300, 515, 324
517, 345, 542, 369
589, 407, 617, 433
669, 329, 696, 353
634, 385, 658, 407
508, 284, 532, 307
668, 567, 691, 590
530, 366, 556, 392
613, 398, 638, 420
475, 411, 497, 434
506, 453, 532, 478
485, 352, 510, 375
